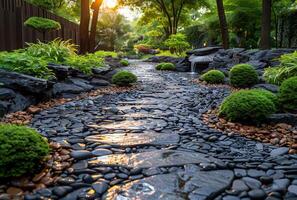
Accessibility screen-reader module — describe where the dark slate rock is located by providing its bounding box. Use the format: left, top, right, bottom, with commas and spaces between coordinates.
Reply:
0, 69, 50, 94
246, 60, 267, 70
103, 170, 234, 200
53, 82, 85, 96
252, 84, 279, 93
60, 188, 89, 200
175, 58, 191, 72
288, 185, 297, 195
90, 78, 110, 86
52, 186, 73, 197
70, 150, 93, 160
0, 88, 16, 100
267, 113, 297, 126
47, 64, 69, 80
92, 66, 112, 75
248, 189, 267, 200
270, 147, 289, 157
187, 47, 222, 56
0, 101, 10, 117
68, 78, 93, 91
9, 92, 35, 112
91, 149, 113, 156
92, 180, 109, 194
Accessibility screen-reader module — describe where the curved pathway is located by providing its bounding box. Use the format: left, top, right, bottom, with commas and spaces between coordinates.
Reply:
30, 60, 297, 200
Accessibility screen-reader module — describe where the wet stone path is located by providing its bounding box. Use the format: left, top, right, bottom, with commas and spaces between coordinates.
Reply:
29, 61, 297, 200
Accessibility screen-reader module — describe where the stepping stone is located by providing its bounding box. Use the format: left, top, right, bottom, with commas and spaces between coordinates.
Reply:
103, 169, 234, 200
85, 132, 180, 147
89, 150, 219, 169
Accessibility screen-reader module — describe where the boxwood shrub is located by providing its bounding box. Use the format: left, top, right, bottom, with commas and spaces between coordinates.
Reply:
24, 17, 61, 31
230, 64, 259, 88
112, 71, 137, 86
279, 76, 297, 111
219, 90, 276, 123
156, 63, 176, 71
120, 59, 129, 66
201, 70, 225, 84
0, 125, 49, 178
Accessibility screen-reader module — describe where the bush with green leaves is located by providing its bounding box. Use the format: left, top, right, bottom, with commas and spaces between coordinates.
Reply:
279, 76, 297, 111
24, 17, 61, 31
155, 63, 176, 71
0, 51, 54, 79
120, 59, 129, 66
0, 124, 49, 178
264, 51, 297, 85
26, 39, 77, 63
164, 33, 190, 56
250, 89, 278, 108
219, 90, 276, 123
201, 70, 225, 84
112, 71, 137, 86
95, 51, 118, 58
64, 54, 105, 75
230, 64, 259, 88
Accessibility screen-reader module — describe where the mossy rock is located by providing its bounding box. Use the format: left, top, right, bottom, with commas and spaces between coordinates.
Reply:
0, 124, 49, 178
230, 64, 259, 88
112, 71, 137, 86
24, 17, 61, 31
201, 70, 225, 84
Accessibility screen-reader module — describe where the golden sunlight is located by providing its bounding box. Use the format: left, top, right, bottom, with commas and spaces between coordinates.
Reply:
104, 0, 118, 8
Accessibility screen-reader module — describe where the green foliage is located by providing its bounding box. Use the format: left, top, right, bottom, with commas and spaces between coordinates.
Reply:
219, 90, 276, 123
26, 39, 77, 63
264, 51, 297, 85
230, 64, 259, 88
155, 63, 176, 71
24, 17, 61, 31
164, 33, 191, 56
279, 76, 297, 111
95, 51, 118, 58
0, 51, 54, 79
201, 70, 225, 84
112, 71, 137, 86
156, 50, 186, 58
250, 89, 279, 108
120, 59, 129, 66
64, 54, 105, 75
0, 124, 49, 178
27, 0, 65, 10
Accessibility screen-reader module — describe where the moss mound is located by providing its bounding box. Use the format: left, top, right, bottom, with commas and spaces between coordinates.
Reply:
24, 17, 61, 31
201, 70, 225, 84
230, 64, 259, 88
112, 71, 137, 86
155, 63, 176, 71
279, 76, 297, 111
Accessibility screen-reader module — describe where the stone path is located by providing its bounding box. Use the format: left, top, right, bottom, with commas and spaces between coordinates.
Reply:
29, 60, 297, 200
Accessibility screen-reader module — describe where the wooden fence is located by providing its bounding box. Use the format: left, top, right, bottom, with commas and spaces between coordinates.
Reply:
0, 0, 80, 51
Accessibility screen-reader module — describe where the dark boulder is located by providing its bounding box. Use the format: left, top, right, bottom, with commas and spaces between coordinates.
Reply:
267, 113, 297, 126
90, 78, 110, 87
53, 82, 86, 97
0, 101, 10, 117
10, 93, 35, 113
92, 66, 113, 75
176, 58, 191, 72
187, 46, 221, 56
68, 78, 94, 91
0, 88, 16, 100
0, 69, 50, 94
47, 64, 70, 80
252, 84, 279, 93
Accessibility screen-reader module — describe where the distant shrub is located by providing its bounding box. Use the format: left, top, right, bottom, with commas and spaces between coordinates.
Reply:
134, 44, 154, 54
120, 59, 129, 66
95, 51, 118, 58
155, 63, 176, 71
0, 124, 49, 178
164, 33, 190, 56
26, 39, 77, 63
230, 64, 259, 88
24, 17, 61, 31
112, 71, 137, 86
0, 51, 54, 79
201, 70, 225, 84
279, 76, 297, 111
219, 90, 276, 123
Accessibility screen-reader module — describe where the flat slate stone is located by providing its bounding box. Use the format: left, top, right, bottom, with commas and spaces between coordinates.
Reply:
85, 132, 180, 147
103, 169, 234, 200
89, 150, 219, 169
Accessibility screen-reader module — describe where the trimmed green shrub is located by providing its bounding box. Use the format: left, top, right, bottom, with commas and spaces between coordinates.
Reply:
250, 89, 279, 108
0, 51, 54, 79
26, 39, 78, 63
155, 63, 176, 71
201, 70, 225, 84
112, 71, 137, 86
219, 90, 276, 123
279, 76, 297, 111
230, 64, 259, 88
120, 59, 129, 66
24, 17, 61, 31
0, 125, 49, 178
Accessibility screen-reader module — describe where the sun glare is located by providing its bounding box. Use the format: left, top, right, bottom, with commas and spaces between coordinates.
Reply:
104, 0, 118, 8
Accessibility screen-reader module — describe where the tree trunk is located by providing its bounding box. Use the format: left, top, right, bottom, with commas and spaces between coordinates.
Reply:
89, 0, 103, 53
260, 0, 272, 50
80, 0, 90, 54
216, 0, 229, 49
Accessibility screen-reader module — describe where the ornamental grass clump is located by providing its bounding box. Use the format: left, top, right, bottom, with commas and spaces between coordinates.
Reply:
219, 90, 276, 123
112, 71, 137, 86
0, 124, 49, 178
201, 70, 225, 84
230, 64, 259, 88
279, 76, 297, 112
